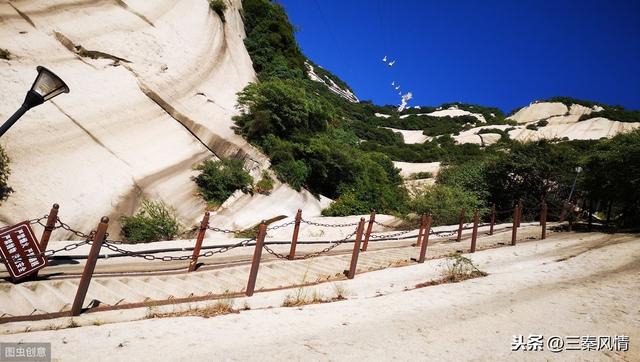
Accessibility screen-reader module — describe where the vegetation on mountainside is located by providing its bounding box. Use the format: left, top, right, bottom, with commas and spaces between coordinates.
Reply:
238, 0, 640, 226
255, 170, 275, 194
409, 185, 483, 226
193, 158, 253, 205
0, 146, 13, 202
209, 0, 227, 22
239, 0, 406, 216
578, 107, 640, 123
120, 200, 182, 242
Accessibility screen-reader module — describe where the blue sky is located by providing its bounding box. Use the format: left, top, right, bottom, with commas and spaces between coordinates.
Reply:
277, 0, 640, 113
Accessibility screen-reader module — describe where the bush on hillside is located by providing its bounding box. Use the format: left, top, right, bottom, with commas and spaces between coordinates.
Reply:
0, 146, 13, 202
234, 79, 335, 141
255, 170, 275, 194
322, 151, 407, 216
120, 200, 182, 242
408, 185, 482, 226
209, 0, 227, 22
193, 158, 253, 203
273, 160, 308, 191
437, 162, 491, 204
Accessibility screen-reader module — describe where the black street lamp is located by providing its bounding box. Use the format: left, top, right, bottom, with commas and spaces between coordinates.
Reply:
0, 66, 69, 138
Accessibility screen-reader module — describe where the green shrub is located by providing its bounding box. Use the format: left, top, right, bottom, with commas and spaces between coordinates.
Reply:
536, 119, 549, 127
526, 124, 538, 131
0, 146, 13, 202
437, 162, 490, 203
120, 200, 182, 242
408, 171, 433, 180
234, 79, 335, 141
408, 185, 482, 226
273, 159, 309, 191
0, 48, 10, 60
208, 0, 227, 22
194, 158, 253, 203
255, 170, 275, 194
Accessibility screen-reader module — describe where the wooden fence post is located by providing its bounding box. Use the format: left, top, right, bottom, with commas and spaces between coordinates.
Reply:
361, 210, 376, 252
188, 212, 210, 272
470, 209, 479, 253
71, 216, 109, 316
489, 203, 496, 236
246, 221, 267, 297
541, 201, 547, 240
456, 207, 466, 242
288, 209, 302, 259
415, 213, 427, 247
344, 218, 366, 280
416, 214, 432, 263
511, 204, 519, 246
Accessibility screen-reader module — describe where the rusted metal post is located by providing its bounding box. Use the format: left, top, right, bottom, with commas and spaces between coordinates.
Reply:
246, 221, 267, 297
456, 207, 466, 242
345, 218, 366, 280
489, 203, 496, 236
511, 204, 519, 246
470, 209, 479, 253
517, 199, 523, 227
415, 213, 427, 247
541, 201, 547, 240
39, 203, 59, 252
71, 216, 109, 316
33, 203, 59, 278
416, 214, 432, 263
288, 209, 302, 260
188, 212, 210, 272
361, 210, 376, 252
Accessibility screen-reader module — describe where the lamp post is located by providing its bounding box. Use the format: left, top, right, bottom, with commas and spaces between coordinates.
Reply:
567, 166, 583, 203
0, 66, 69, 138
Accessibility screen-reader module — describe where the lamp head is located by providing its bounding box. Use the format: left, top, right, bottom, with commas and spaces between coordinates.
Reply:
25, 66, 69, 107
575, 166, 583, 173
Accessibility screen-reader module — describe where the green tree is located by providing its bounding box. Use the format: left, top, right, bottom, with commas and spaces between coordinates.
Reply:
580, 130, 640, 226
484, 140, 580, 214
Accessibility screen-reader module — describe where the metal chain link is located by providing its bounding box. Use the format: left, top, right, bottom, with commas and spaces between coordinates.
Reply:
300, 219, 359, 228
101, 236, 257, 261
266, 220, 296, 231
372, 220, 398, 229
263, 230, 358, 260
369, 228, 413, 239
207, 226, 245, 234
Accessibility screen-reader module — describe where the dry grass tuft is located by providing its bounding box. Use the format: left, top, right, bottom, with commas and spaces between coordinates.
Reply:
416, 254, 487, 288
146, 297, 237, 319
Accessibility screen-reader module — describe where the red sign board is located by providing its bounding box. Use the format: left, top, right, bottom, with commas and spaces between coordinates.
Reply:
0, 221, 47, 281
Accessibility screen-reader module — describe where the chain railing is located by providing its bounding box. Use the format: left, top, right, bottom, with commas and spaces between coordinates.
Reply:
300, 219, 359, 228
100, 236, 257, 262
263, 230, 358, 260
